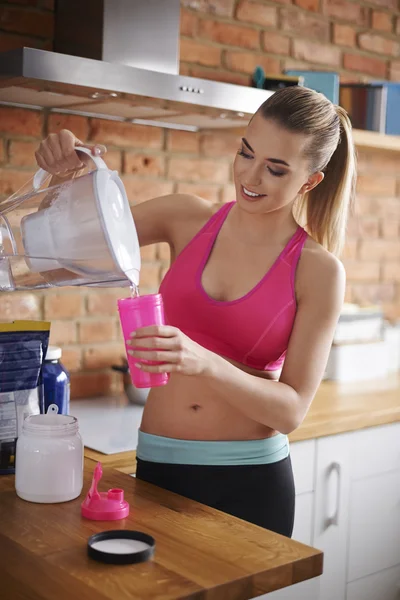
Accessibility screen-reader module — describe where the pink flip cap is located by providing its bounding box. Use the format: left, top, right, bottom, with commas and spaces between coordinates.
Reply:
81, 462, 129, 521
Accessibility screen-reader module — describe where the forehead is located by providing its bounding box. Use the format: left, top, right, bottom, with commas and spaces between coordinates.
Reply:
245, 114, 310, 164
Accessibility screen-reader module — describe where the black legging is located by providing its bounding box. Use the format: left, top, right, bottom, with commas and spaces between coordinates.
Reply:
136, 455, 295, 537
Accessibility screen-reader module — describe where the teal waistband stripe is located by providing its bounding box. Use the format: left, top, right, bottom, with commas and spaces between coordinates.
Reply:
136, 430, 289, 466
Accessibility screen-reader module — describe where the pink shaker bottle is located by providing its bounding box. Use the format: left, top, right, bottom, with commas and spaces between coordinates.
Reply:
117, 294, 169, 389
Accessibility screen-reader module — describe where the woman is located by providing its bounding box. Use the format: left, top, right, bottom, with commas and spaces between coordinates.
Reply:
36, 87, 356, 538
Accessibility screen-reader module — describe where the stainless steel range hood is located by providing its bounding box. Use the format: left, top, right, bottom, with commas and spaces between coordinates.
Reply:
0, 0, 272, 131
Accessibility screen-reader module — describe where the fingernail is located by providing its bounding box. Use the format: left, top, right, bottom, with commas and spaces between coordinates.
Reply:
134, 363, 142, 369
130, 332, 136, 338
93, 146, 101, 156
126, 339, 132, 346
128, 350, 134, 356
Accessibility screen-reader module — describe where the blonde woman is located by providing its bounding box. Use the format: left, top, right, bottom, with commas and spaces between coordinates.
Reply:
36, 87, 356, 537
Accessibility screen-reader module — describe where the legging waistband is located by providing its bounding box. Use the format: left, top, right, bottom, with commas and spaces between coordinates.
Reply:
136, 430, 289, 466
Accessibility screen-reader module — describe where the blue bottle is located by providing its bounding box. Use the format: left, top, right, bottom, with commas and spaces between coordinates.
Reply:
42, 346, 70, 415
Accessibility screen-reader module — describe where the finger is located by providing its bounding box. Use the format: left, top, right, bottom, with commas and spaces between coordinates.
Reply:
59, 130, 85, 171
38, 141, 57, 172
128, 350, 179, 362
35, 150, 53, 173
131, 325, 177, 339
134, 362, 178, 373
127, 336, 175, 349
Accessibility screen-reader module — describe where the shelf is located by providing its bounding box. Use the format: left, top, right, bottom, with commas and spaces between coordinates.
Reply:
353, 129, 400, 153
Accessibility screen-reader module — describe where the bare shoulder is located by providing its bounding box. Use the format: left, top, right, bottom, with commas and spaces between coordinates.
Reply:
296, 236, 346, 308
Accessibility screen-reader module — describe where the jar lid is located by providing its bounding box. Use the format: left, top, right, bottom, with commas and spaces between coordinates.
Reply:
45, 346, 62, 360
87, 530, 155, 565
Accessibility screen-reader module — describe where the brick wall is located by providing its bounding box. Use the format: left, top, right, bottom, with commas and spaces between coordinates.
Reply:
0, 0, 399, 398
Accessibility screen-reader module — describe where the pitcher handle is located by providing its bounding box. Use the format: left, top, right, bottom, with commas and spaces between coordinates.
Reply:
33, 146, 108, 191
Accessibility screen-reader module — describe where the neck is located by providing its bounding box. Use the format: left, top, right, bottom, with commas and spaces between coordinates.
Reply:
229, 202, 298, 246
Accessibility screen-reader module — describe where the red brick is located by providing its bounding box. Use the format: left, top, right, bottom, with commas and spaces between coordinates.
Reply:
0, 141, 5, 164
358, 239, 400, 260
167, 130, 200, 153
357, 197, 400, 219
200, 132, 242, 156
87, 290, 129, 317
61, 348, 82, 372
177, 182, 221, 202
281, 9, 329, 42
333, 24, 356, 47
0, 169, 37, 196
0, 107, 42, 137
0, 32, 43, 51
139, 263, 162, 291
180, 39, 222, 67
283, 59, 310, 72
199, 20, 259, 50
44, 292, 84, 319
180, 7, 198, 37
122, 179, 174, 204
372, 10, 393, 32
347, 216, 380, 238
157, 243, 171, 262
366, 0, 396, 9
295, 0, 320, 10
168, 157, 229, 183
49, 320, 77, 345
389, 60, 400, 81
236, 1, 278, 27
8, 140, 37, 167
79, 320, 115, 344
102, 150, 121, 172
181, 0, 235, 17
343, 53, 387, 77
0, 292, 41, 319
124, 153, 165, 177
358, 33, 399, 57
342, 238, 358, 259
292, 40, 341, 66
262, 31, 291, 56
84, 344, 124, 370
380, 220, 400, 237
343, 260, 380, 281
323, 0, 369, 25
351, 283, 396, 304
48, 114, 89, 142
382, 262, 400, 280
70, 372, 116, 399
357, 150, 400, 174
0, 6, 53, 37
188, 66, 250, 85
356, 174, 397, 196
224, 51, 280, 74
90, 120, 163, 149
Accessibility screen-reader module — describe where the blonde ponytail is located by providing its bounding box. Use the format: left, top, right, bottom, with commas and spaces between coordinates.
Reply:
258, 88, 358, 256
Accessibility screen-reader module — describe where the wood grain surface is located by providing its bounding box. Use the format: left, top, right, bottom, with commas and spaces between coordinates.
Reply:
0, 460, 322, 600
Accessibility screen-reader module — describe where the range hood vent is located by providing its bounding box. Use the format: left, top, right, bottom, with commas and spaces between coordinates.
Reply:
0, 0, 272, 131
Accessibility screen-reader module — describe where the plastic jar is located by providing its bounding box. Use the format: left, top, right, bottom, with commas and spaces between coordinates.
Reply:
43, 346, 70, 415
15, 413, 83, 503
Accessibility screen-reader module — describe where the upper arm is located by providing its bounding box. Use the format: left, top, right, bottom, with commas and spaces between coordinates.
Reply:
131, 193, 213, 248
279, 248, 346, 428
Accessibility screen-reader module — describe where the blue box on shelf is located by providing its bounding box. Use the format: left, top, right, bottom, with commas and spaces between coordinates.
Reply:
284, 70, 339, 104
340, 83, 400, 135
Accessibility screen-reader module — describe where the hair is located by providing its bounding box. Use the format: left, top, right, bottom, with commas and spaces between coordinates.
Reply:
256, 86, 357, 256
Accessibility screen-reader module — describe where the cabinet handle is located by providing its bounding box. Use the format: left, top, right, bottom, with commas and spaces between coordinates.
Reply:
325, 461, 341, 528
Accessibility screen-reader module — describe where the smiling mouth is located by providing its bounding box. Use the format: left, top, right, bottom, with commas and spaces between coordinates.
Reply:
241, 185, 266, 198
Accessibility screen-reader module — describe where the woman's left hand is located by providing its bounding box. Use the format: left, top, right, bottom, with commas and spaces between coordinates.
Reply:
127, 325, 213, 376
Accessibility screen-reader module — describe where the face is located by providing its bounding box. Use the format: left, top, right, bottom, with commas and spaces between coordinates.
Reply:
233, 114, 324, 215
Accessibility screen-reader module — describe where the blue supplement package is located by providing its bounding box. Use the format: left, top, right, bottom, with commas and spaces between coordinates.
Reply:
0, 320, 50, 474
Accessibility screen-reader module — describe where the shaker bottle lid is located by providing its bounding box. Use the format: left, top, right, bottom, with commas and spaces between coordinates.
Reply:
87, 530, 155, 565
45, 346, 62, 361
81, 462, 129, 521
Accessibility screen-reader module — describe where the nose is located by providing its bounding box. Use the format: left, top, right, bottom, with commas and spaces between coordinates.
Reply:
243, 161, 263, 188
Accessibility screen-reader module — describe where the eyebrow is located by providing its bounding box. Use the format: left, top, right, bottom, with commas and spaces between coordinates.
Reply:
241, 138, 290, 167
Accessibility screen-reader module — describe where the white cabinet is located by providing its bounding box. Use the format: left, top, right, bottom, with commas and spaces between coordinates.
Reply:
346, 564, 400, 600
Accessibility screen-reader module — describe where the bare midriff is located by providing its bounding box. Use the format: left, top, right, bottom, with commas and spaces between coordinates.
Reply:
139, 359, 280, 441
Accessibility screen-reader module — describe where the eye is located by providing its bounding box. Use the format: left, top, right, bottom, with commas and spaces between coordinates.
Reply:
267, 167, 285, 177
237, 149, 252, 159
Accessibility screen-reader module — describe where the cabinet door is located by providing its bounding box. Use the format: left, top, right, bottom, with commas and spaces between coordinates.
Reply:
313, 433, 353, 600
256, 493, 320, 600
347, 470, 400, 581
346, 564, 400, 600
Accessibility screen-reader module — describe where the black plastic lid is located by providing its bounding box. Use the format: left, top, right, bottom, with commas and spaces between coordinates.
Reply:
87, 530, 155, 565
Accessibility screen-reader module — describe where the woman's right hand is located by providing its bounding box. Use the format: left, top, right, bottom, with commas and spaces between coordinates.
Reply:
35, 129, 107, 176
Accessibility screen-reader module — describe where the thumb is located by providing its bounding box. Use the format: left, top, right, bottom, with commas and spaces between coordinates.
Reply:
75, 139, 107, 157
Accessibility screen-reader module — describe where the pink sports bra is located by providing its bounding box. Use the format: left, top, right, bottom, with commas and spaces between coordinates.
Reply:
159, 201, 308, 371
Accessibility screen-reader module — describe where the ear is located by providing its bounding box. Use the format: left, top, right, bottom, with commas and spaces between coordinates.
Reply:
299, 171, 324, 195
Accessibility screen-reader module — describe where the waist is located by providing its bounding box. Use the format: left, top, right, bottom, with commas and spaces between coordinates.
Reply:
137, 430, 289, 466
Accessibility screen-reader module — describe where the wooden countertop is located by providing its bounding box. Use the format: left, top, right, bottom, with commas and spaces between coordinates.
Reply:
85, 374, 400, 474
0, 459, 322, 600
